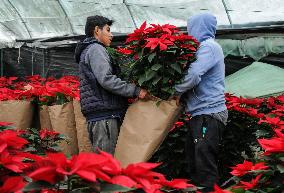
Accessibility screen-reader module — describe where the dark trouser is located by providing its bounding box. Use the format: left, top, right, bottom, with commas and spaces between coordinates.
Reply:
186, 115, 225, 192
87, 118, 121, 155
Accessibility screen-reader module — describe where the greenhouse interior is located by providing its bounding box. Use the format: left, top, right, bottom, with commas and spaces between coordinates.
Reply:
0, 1, 283, 193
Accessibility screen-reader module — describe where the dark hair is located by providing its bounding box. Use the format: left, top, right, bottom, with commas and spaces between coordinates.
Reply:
85, 15, 113, 37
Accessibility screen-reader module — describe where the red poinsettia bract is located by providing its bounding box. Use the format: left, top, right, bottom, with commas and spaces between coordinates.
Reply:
212, 184, 232, 193
0, 129, 28, 150
0, 176, 26, 193
235, 174, 262, 190
258, 129, 284, 155
230, 160, 269, 177
145, 34, 174, 51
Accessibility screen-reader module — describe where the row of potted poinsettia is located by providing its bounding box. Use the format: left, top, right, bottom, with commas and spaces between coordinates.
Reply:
223, 94, 284, 192
0, 92, 283, 193
0, 75, 92, 155
159, 93, 283, 192
0, 122, 196, 193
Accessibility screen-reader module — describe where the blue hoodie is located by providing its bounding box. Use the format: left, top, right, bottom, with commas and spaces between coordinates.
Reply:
175, 13, 227, 117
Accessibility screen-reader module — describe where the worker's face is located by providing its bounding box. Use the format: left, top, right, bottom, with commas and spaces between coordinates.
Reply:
94, 24, 113, 46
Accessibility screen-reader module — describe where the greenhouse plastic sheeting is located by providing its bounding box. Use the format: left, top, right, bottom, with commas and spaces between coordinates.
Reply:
225, 62, 284, 98
218, 36, 284, 61
0, 0, 283, 48
225, 0, 284, 27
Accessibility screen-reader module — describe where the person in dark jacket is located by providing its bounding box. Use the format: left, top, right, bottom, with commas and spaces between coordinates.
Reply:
171, 13, 228, 192
75, 15, 149, 155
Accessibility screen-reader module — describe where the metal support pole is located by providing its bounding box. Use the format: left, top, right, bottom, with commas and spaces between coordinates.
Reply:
221, 0, 234, 28
31, 50, 34, 76
0, 49, 3, 76
42, 49, 45, 78
123, 0, 138, 28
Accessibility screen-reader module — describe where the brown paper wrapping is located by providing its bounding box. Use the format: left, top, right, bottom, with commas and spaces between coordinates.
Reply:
48, 102, 79, 155
39, 105, 53, 130
73, 100, 93, 152
0, 100, 33, 130
114, 99, 182, 167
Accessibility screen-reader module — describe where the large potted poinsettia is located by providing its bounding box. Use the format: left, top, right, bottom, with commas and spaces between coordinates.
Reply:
114, 22, 199, 167
0, 76, 34, 130
117, 21, 199, 99
43, 76, 79, 155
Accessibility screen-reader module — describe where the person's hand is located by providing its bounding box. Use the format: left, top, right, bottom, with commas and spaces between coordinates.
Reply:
24, 84, 33, 91
169, 95, 181, 106
138, 89, 151, 100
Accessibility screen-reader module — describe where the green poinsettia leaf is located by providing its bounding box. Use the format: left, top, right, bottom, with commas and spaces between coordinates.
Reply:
162, 77, 170, 84
166, 49, 177, 54
29, 127, 39, 134
167, 67, 176, 76
57, 134, 66, 139
148, 53, 156, 63
161, 86, 171, 93
23, 181, 54, 191
28, 135, 35, 141
152, 76, 162, 85
24, 146, 37, 152
137, 48, 144, 58
138, 74, 147, 86
255, 130, 271, 138
100, 183, 134, 193
145, 70, 157, 80
170, 62, 182, 74
151, 63, 162, 71
230, 188, 245, 193
279, 157, 284, 162
244, 191, 254, 193
276, 164, 284, 173
49, 145, 61, 152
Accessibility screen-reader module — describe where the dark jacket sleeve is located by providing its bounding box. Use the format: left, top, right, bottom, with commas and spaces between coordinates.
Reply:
85, 44, 140, 97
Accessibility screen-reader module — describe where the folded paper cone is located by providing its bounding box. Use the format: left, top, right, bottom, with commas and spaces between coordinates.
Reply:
114, 99, 182, 167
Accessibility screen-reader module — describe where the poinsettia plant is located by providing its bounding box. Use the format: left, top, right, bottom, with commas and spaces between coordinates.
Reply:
117, 22, 199, 100
0, 121, 196, 193
24, 75, 79, 106
19, 128, 66, 154
151, 93, 284, 192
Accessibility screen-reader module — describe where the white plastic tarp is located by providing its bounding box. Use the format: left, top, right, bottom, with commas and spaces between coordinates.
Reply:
0, 0, 283, 48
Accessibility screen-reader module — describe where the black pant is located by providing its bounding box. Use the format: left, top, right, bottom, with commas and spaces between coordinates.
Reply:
186, 115, 225, 192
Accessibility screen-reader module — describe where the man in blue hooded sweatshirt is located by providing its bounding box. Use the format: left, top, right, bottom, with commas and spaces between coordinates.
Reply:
172, 13, 228, 192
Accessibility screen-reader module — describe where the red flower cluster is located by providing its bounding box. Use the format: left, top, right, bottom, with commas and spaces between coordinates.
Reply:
0, 123, 195, 193
211, 184, 232, 193
234, 174, 263, 190
0, 129, 29, 192
0, 75, 80, 104
169, 94, 284, 192
258, 129, 284, 155
39, 129, 60, 140
118, 21, 198, 60
0, 176, 26, 193
226, 93, 284, 154
225, 93, 284, 192
25, 151, 194, 193
230, 160, 269, 177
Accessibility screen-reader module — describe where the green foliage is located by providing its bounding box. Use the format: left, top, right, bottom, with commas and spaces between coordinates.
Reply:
20, 127, 65, 155
150, 113, 189, 178
219, 110, 261, 183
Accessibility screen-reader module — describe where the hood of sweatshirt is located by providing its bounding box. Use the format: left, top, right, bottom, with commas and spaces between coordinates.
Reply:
187, 13, 217, 43
74, 37, 104, 63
